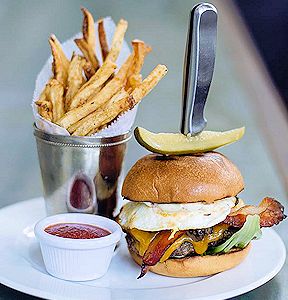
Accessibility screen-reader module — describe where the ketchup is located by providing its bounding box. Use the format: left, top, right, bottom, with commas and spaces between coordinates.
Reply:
44, 223, 111, 239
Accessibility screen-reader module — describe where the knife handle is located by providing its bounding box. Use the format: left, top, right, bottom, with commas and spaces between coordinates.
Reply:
181, 3, 217, 135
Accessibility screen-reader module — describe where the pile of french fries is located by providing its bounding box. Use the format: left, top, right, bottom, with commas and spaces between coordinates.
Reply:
35, 8, 168, 136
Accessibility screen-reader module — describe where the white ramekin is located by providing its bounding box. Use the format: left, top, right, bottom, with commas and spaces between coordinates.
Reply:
34, 213, 122, 281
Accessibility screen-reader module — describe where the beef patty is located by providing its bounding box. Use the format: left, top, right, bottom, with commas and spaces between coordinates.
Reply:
125, 226, 237, 259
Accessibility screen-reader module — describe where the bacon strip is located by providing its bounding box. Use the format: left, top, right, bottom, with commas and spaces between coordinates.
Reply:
224, 197, 286, 228
138, 230, 185, 279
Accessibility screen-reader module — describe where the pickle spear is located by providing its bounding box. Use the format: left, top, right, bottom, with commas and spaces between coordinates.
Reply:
134, 127, 245, 155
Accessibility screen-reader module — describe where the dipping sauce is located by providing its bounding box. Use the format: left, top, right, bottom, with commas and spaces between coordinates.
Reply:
44, 223, 111, 239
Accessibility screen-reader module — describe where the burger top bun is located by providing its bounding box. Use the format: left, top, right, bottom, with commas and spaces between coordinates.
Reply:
122, 152, 244, 204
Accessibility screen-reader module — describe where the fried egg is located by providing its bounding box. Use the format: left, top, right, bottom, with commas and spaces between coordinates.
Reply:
118, 197, 237, 231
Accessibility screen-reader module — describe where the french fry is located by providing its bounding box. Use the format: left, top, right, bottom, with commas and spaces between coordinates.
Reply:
38, 81, 50, 103
115, 53, 134, 82
74, 39, 98, 74
65, 54, 86, 110
35, 80, 53, 121
98, 18, 109, 61
60, 77, 122, 129
68, 60, 117, 109
57, 53, 134, 129
86, 117, 114, 135
83, 60, 94, 80
72, 65, 167, 135
58, 79, 121, 129
71, 64, 168, 136
66, 117, 85, 134
47, 79, 65, 122
105, 19, 128, 63
81, 7, 95, 44
127, 74, 142, 90
71, 90, 130, 136
49, 35, 70, 85
88, 122, 109, 135
35, 87, 53, 122
126, 40, 151, 89
66, 115, 86, 134
131, 39, 152, 74
66, 102, 108, 135
130, 64, 168, 102
87, 94, 136, 136
36, 100, 53, 121
38, 8, 168, 137
83, 59, 116, 87
75, 8, 99, 73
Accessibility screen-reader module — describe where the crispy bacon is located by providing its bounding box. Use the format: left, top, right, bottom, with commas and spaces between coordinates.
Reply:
224, 197, 286, 228
138, 230, 185, 279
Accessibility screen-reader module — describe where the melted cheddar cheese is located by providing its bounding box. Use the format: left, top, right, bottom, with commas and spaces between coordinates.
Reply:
130, 228, 157, 256
191, 223, 229, 255
129, 223, 229, 262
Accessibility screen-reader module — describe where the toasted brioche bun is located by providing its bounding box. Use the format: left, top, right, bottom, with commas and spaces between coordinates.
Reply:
122, 152, 244, 203
129, 243, 251, 277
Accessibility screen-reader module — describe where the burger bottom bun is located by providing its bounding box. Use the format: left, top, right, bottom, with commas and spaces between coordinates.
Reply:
129, 243, 251, 278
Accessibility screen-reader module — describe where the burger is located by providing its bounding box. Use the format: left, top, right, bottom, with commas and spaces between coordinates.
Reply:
117, 152, 285, 278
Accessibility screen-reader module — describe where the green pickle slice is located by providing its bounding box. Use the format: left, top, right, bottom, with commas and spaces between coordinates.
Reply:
134, 126, 245, 155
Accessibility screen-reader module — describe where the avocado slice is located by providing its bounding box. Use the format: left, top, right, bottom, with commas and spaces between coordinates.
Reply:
134, 127, 245, 155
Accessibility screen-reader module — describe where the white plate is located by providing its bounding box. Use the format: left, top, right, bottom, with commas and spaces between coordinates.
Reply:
0, 198, 285, 300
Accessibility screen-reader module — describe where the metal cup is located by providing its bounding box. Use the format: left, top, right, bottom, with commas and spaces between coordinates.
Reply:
34, 125, 131, 218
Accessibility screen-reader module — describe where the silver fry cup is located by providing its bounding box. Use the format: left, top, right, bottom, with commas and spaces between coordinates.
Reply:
34, 125, 132, 218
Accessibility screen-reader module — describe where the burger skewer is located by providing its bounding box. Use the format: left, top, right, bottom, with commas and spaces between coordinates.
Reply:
181, 3, 217, 135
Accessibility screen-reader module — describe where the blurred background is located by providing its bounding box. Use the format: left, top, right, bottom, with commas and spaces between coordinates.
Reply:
236, 0, 288, 106
0, 0, 287, 299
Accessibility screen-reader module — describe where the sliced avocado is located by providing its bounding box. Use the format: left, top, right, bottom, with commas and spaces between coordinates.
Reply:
134, 126, 245, 155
